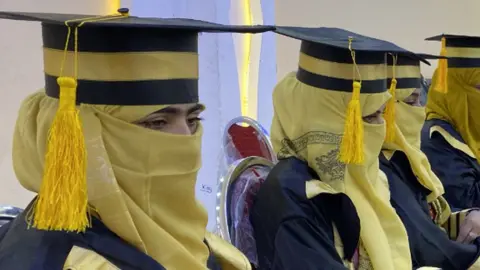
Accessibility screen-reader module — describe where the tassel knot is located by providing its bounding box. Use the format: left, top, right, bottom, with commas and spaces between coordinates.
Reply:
339, 81, 364, 164
384, 78, 397, 143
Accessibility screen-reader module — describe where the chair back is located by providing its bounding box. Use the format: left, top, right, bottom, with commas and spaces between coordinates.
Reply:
216, 156, 274, 267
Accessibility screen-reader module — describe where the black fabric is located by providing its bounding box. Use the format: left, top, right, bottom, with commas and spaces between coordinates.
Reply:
0, 208, 166, 269
0, 201, 222, 270
387, 77, 421, 90
300, 41, 386, 64
421, 119, 480, 210
426, 35, 480, 48
0, 11, 274, 33
43, 23, 199, 52
296, 68, 387, 93
447, 58, 480, 68
380, 151, 480, 269
251, 157, 359, 270
44, 74, 199, 105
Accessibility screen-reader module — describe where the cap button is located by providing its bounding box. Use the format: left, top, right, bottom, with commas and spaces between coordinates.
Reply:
118, 8, 130, 15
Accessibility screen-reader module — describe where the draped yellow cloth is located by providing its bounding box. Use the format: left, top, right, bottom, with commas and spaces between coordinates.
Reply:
271, 72, 411, 269
382, 88, 445, 202
426, 68, 480, 161
13, 91, 210, 269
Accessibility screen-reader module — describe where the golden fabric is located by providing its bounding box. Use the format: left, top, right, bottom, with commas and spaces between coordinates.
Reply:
64, 246, 120, 270
271, 72, 411, 269
382, 88, 445, 202
426, 68, 480, 160
12, 91, 243, 269
43, 48, 199, 81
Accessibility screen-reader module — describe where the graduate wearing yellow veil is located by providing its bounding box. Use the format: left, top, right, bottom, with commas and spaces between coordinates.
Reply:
0, 10, 273, 270
250, 26, 423, 270
380, 54, 480, 269
421, 35, 480, 211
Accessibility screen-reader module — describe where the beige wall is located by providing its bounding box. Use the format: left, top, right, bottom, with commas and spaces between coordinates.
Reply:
276, 0, 480, 81
0, 1, 117, 207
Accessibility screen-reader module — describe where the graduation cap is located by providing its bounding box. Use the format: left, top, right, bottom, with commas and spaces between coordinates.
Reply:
425, 34, 480, 93
386, 53, 443, 90
0, 9, 273, 233
0, 9, 274, 105
274, 26, 425, 164
426, 34, 480, 68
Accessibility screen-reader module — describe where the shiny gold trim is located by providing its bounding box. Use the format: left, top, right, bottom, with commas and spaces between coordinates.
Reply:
446, 46, 480, 59
205, 232, 252, 270
305, 179, 340, 199
430, 126, 476, 158
43, 48, 199, 81
64, 246, 120, 269
298, 52, 386, 81
387, 65, 421, 79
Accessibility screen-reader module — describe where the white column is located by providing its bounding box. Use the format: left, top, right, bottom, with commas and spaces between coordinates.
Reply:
0, 1, 119, 207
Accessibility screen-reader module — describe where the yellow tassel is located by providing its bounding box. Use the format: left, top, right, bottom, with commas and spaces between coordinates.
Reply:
434, 37, 448, 93
31, 76, 89, 232
339, 81, 364, 164
384, 78, 397, 143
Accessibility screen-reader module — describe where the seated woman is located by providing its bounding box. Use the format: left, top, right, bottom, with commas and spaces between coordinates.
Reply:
250, 26, 423, 270
380, 54, 480, 269
421, 35, 480, 210
0, 10, 270, 270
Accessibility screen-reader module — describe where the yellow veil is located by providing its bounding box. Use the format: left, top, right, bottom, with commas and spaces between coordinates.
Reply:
426, 36, 480, 161
271, 72, 411, 269
12, 92, 227, 269
426, 68, 480, 160
383, 56, 445, 202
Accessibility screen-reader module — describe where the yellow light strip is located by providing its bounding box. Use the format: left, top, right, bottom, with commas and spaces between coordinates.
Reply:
108, 0, 121, 13
240, 0, 253, 117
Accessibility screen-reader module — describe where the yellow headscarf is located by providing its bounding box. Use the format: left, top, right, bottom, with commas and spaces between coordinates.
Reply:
13, 91, 210, 269
383, 87, 445, 202
271, 72, 411, 269
426, 67, 480, 161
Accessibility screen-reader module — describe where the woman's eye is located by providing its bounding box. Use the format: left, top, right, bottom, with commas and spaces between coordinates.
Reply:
143, 119, 167, 129
188, 117, 203, 126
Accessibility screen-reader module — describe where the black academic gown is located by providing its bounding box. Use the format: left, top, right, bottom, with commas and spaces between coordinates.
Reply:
0, 201, 222, 270
250, 157, 360, 270
421, 119, 480, 210
380, 151, 480, 269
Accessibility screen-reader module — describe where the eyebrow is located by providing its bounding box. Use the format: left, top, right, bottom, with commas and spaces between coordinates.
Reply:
155, 103, 204, 115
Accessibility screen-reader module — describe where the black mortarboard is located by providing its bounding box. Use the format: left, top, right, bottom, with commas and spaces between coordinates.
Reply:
274, 26, 426, 94
386, 53, 443, 90
426, 34, 480, 68
0, 9, 274, 105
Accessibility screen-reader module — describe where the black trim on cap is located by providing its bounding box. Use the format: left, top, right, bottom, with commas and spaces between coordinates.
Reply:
44, 75, 199, 105
387, 56, 420, 66
388, 78, 421, 89
301, 41, 386, 65
446, 38, 480, 48
296, 68, 386, 93
42, 23, 199, 53
447, 58, 480, 68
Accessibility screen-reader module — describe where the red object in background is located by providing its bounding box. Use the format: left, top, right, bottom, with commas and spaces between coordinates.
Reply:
228, 124, 271, 159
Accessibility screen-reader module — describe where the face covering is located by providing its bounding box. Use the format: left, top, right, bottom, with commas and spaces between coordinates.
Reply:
396, 101, 426, 149
271, 72, 411, 270
427, 68, 480, 160
13, 91, 211, 269
382, 90, 444, 202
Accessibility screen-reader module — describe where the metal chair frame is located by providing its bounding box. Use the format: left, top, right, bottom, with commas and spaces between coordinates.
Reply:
216, 156, 274, 242
222, 116, 277, 164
